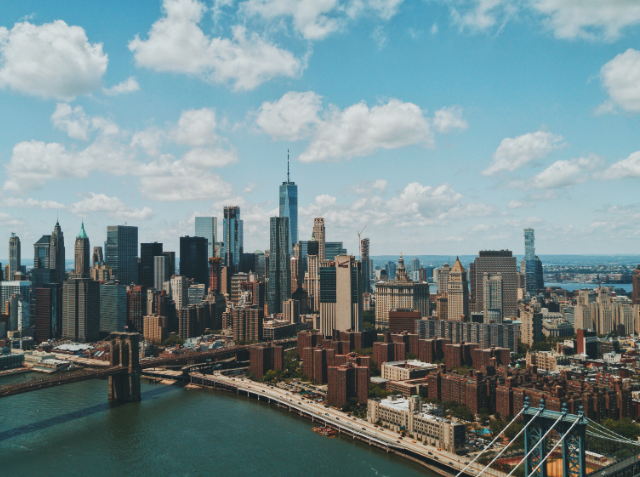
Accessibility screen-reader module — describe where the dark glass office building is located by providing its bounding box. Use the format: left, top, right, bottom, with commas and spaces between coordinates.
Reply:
180, 236, 208, 289
106, 225, 139, 285
267, 217, 290, 315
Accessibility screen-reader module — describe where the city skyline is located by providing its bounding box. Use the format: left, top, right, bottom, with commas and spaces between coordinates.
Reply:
2, 2, 640, 258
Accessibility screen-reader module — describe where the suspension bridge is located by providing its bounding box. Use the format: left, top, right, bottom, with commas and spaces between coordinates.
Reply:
456, 397, 640, 477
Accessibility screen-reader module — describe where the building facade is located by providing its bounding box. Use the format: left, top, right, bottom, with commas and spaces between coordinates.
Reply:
195, 216, 217, 258
319, 255, 363, 336
74, 222, 91, 279
62, 278, 100, 343
267, 217, 291, 315
106, 225, 139, 285
222, 206, 243, 273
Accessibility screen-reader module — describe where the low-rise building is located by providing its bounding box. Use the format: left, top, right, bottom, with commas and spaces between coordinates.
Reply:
367, 395, 466, 453
381, 359, 437, 381
526, 350, 570, 372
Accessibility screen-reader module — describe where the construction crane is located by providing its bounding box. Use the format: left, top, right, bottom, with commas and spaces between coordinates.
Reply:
357, 225, 368, 260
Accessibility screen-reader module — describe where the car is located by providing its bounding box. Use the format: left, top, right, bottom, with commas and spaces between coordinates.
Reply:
397, 441, 401, 444
428, 452, 433, 455
434, 457, 439, 460
324, 405, 329, 408
362, 428, 366, 431
325, 413, 329, 416
336, 418, 340, 420
412, 441, 417, 443
449, 462, 453, 465
374, 425, 378, 428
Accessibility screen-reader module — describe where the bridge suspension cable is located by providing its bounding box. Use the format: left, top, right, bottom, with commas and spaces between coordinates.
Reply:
503, 411, 567, 477
585, 418, 640, 445
525, 415, 581, 477
455, 407, 529, 477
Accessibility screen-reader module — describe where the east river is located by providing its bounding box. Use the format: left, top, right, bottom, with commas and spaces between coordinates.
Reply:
0, 373, 437, 476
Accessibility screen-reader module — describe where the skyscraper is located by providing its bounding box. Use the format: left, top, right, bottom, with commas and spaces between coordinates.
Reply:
33, 235, 51, 269
313, 218, 325, 261
360, 238, 370, 293
106, 225, 139, 285
325, 242, 347, 261
279, 154, 298, 254
34, 283, 62, 342
180, 236, 208, 289
319, 255, 364, 336
633, 265, 640, 305
523, 228, 543, 296
267, 217, 291, 315
92, 246, 104, 266
9, 233, 21, 279
195, 216, 217, 258
74, 222, 90, 279
447, 257, 469, 321
62, 278, 100, 343
304, 239, 320, 311
473, 251, 518, 319
154, 255, 171, 291
482, 272, 503, 323
223, 206, 243, 272
100, 282, 127, 332
49, 221, 66, 284
140, 242, 163, 288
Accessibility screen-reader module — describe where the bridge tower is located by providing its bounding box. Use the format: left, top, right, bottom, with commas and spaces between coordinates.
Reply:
108, 332, 141, 402
523, 398, 587, 477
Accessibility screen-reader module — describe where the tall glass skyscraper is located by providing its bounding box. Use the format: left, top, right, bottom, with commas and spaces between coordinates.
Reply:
279, 155, 298, 254
106, 225, 139, 285
267, 217, 290, 315
195, 216, 217, 258
223, 206, 243, 273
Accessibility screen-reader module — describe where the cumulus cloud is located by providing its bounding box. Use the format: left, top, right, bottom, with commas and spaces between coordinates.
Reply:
600, 49, 640, 114
139, 171, 233, 201
51, 103, 92, 141
170, 108, 219, 146
0, 197, 65, 209
129, 0, 302, 90
432, 106, 468, 133
529, 156, 602, 189
483, 130, 564, 175
603, 151, 640, 179
0, 20, 107, 100
451, 0, 515, 32
102, 77, 140, 96
507, 200, 534, 209
255, 91, 322, 140
0, 212, 24, 227
69, 193, 153, 220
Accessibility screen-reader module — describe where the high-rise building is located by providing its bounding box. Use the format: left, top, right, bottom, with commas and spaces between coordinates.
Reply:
633, 265, 640, 305
49, 221, 66, 284
482, 273, 503, 323
140, 242, 163, 289
180, 236, 208, 289
437, 264, 450, 295
74, 222, 91, 279
520, 304, 543, 346
106, 225, 139, 285
62, 278, 100, 343
127, 285, 147, 332
473, 251, 518, 319
170, 275, 189, 310
279, 154, 298, 254
325, 242, 347, 262
222, 206, 243, 273
447, 257, 469, 321
254, 251, 266, 278
100, 282, 127, 333
361, 238, 370, 293
249, 344, 284, 381
304, 239, 320, 311
232, 307, 264, 342
195, 216, 217, 258
9, 233, 21, 279
319, 255, 363, 336
154, 255, 170, 291
34, 284, 62, 342
92, 246, 104, 266
33, 235, 51, 269
313, 218, 325, 261
161, 251, 176, 277
522, 228, 544, 296
267, 217, 291, 315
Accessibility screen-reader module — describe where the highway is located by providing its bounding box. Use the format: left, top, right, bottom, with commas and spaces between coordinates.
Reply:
200, 372, 505, 477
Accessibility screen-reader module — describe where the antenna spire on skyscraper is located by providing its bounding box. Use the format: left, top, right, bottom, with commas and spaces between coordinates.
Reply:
287, 149, 290, 183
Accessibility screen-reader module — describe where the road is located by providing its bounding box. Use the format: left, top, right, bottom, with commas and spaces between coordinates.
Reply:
204, 372, 505, 477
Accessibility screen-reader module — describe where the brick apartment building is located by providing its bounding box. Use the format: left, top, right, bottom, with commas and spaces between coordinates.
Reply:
327, 356, 370, 407
249, 344, 284, 380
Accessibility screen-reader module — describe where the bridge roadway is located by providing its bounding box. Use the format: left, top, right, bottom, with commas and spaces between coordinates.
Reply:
0, 338, 296, 400
194, 372, 506, 477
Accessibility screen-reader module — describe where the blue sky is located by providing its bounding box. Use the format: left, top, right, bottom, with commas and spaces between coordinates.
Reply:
1, 0, 640, 259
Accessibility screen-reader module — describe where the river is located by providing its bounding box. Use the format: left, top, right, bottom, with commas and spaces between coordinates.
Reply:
0, 374, 436, 476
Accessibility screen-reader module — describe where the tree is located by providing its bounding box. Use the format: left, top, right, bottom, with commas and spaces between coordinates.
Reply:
263, 370, 277, 383
406, 352, 418, 360
369, 383, 390, 399
162, 335, 184, 347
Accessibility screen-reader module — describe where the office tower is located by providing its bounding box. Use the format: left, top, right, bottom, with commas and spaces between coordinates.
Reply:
92, 246, 104, 266
62, 278, 100, 343
411, 258, 420, 279
304, 239, 320, 311
520, 304, 543, 346
374, 254, 430, 328
188, 283, 206, 305
319, 255, 363, 336
33, 235, 51, 269
240, 252, 256, 273
267, 217, 291, 315
34, 284, 62, 342
127, 285, 147, 332
325, 242, 347, 261
313, 218, 325, 261
283, 299, 300, 323
170, 275, 189, 310
254, 251, 266, 277
1, 281, 32, 315
473, 251, 518, 319
74, 222, 91, 279
222, 206, 243, 272
49, 220, 66, 284
232, 307, 264, 342
447, 257, 469, 321
153, 255, 170, 291
522, 228, 544, 296
208, 257, 222, 293
9, 233, 21, 279
482, 273, 503, 323
158, 251, 174, 277
633, 265, 640, 305
140, 242, 163, 289
360, 238, 370, 293
100, 282, 127, 332
195, 216, 217, 258
279, 154, 298, 254
290, 255, 301, 293
437, 264, 451, 295
180, 236, 208, 289
106, 225, 139, 285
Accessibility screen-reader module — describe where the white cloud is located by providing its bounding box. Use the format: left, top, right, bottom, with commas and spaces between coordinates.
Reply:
255, 91, 322, 140
300, 99, 433, 162
600, 49, 640, 114
131, 127, 164, 156
102, 77, 140, 96
139, 171, 233, 201
180, 148, 239, 168
529, 156, 602, 189
129, 0, 302, 90
431, 23, 439, 34
433, 106, 468, 133
51, 103, 91, 141
603, 151, 640, 179
0, 197, 65, 209
483, 130, 564, 175
0, 20, 107, 100
452, 0, 515, 32
0, 212, 24, 227
531, 0, 640, 41
171, 107, 219, 146
507, 200, 534, 209
69, 193, 153, 220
